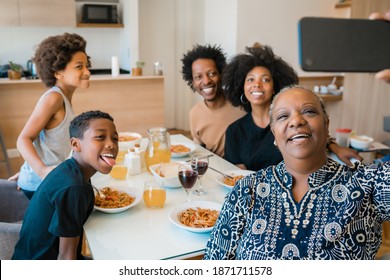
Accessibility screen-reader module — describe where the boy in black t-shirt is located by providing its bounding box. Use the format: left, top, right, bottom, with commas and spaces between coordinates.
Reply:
12, 110, 118, 260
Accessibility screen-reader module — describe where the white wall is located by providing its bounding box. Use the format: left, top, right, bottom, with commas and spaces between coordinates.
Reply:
204, 0, 238, 59
0, 26, 123, 71
235, 0, 349, 77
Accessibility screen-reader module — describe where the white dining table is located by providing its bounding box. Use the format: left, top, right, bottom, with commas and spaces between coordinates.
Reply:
83, 134, 239, 260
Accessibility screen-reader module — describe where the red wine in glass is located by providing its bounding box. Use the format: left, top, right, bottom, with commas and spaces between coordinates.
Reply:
191, 154, 209, 195
195, 161, 208, 176
178, 169, 198, 201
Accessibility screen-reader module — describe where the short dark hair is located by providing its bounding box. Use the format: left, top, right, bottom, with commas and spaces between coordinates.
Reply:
33, 33, 91, 87
223, 45, 298, 112
70, 110, 114, 139
181, 44, 227, 92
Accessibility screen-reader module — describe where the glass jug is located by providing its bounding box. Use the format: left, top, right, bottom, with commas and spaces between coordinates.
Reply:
145, 127, 171, 173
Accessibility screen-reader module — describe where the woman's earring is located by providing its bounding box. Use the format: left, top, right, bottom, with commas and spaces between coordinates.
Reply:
240, 94, 249, 104
273, 140, 277, 147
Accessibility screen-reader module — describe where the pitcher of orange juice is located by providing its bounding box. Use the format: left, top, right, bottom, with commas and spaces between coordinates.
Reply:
145, 127, 171, 173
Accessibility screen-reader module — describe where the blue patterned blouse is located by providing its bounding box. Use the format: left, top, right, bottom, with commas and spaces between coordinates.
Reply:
204, 159, 390, 260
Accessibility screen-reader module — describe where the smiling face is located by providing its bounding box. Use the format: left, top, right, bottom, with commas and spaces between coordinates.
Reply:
71, 118, 119, 180
55, 51, 91, 90
191, 58, 222, 102
244, 66, 274, 108
270, 87, 329, 166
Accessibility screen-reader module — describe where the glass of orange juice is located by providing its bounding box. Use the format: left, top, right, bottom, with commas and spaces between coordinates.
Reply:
109, 163, 128, 180
143, 179, 166, 208
116, 150, 127, 164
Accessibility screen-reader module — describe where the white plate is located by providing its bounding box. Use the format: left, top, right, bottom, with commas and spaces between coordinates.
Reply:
170, 142, 196, 158
94, 188, 142, 214
169, 201, 222, 233
215, 169, 255, 189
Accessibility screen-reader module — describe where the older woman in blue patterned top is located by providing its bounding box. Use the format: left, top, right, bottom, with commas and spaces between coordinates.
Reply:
204, 85, 390, 260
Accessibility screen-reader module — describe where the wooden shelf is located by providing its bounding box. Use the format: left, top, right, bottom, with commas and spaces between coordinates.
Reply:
335, 1, 351, 8
317, 94, 343, 102
76, 23, 124, 28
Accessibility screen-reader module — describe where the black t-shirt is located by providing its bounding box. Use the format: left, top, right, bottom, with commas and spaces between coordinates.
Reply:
12, 158, 94, 260
224, 113, 282, 171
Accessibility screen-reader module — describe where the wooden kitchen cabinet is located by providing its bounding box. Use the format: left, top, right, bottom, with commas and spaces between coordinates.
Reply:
0, 1, 19, 26
0, 0, 76, 27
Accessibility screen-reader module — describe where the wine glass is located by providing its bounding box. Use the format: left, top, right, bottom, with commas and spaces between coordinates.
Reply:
178, 165, 198, 202
191, 153, 209, 196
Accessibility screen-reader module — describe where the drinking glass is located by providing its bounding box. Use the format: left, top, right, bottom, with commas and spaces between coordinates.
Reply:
178, 165, 198, 202
143, 179, 166, 208
109, 163, 128, 180
191, 153, 209, 196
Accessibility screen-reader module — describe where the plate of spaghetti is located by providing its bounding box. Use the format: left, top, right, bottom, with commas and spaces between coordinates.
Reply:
94, 186, 141, 213
215, 170, 255, 189
170, 142, 196, 158
169, 201, 222, 233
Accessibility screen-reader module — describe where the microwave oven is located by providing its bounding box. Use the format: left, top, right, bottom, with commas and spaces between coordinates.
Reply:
82, 4, 118, 24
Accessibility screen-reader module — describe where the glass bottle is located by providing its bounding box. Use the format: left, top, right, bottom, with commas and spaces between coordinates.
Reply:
145, 127, 171, 173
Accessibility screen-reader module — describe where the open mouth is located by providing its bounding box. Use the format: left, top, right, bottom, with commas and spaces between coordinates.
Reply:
288, 134, 311, 141
100, 153, 116, 166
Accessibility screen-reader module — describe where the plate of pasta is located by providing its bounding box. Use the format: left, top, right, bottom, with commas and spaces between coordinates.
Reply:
169, 201, 222, 233
94, 186, 142, 213
215, 170, 255, 189
170, 142, 196, 158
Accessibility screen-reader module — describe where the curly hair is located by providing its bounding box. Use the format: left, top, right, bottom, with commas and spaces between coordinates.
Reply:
33, 33, 91, 87
70, 110, 114, 139
222, 45, 298, 112
181, 44, 227, 92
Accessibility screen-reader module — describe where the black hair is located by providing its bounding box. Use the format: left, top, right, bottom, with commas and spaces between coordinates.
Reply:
223, 45, 298, 112
69, 110, 114, 139
33, 33, 91, 87
181, 44, 227, 92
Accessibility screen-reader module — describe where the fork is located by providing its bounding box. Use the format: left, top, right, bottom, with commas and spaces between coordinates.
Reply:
92, 185, 106, 199
208, 166, 234, 179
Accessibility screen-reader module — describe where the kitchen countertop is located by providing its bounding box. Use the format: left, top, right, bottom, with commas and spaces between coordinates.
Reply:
0, 75, 163, 84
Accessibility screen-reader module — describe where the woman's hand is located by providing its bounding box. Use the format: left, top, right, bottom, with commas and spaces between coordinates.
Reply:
329, 143, 363, 166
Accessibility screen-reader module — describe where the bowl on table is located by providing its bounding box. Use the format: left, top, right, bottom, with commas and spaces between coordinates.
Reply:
349, 134, 374, 150
118, 132, 142, 151
170, 142, 196, 158
149, 161, 190, 188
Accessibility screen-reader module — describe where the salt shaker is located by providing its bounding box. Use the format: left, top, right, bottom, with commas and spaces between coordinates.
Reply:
125, 148, 141, 175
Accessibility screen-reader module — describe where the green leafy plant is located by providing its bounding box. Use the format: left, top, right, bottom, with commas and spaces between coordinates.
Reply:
8, 60, 21, 72
136, 61, 145, 68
